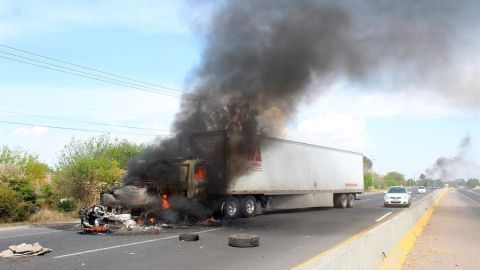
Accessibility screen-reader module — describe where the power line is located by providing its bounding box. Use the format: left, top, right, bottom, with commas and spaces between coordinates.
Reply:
0, 109, 170, 132
0, 55, 185, 98
0, 44, 184, 94
0, 50, 183, 97
0, 120, 172, 137
0, 55, 183, 97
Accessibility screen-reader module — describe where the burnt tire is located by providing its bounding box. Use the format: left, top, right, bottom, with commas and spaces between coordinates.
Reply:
347, 194, 356, 208
337, 194, 348, 209
179, 233, 199, 241
228, 234, 259, 248
240, 196, 257, 218
222, 196, 240, 219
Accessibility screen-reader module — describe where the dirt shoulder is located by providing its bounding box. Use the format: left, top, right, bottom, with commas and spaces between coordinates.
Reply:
403, 189, 480, 270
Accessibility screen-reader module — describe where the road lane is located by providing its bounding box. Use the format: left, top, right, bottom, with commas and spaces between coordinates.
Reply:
459, 188, 480, 204
0, 189, 433, 270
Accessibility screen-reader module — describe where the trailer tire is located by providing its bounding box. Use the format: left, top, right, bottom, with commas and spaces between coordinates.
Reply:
228, 234, 259, 248
240, 196, 257, 218
179, 233, 199, 241
337, 194, 348, 208
222, 196, 240, 219
347, 194, 356, 208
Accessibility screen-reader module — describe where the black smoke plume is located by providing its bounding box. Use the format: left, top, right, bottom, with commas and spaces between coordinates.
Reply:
121, 0, 478, 213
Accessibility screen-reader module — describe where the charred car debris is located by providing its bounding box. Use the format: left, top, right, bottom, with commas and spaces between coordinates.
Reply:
79, 184, 222, 234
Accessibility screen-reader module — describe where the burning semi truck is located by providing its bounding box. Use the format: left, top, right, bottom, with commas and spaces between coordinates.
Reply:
92, 130, 363, 226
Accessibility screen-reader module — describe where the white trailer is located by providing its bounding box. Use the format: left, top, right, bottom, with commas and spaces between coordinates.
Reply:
186, 130, 364, 218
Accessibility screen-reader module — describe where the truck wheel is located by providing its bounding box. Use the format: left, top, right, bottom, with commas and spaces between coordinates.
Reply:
347, 194, 355, 208
240, 196, 257, 218
228, 234, 259, 248
337, 194, 348, 208
222, 196, 240, 219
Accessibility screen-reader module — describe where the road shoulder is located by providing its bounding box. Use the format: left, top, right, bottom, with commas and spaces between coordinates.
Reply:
403, 189, 480, 270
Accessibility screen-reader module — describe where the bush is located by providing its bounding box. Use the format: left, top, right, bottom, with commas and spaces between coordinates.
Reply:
0, 184, 34, 222
9, 179, 37, 203
58, 198, 76, 212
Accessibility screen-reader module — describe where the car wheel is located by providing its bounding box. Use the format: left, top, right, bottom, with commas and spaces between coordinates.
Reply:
239, 196, 257, 218
222, 196, 240, 219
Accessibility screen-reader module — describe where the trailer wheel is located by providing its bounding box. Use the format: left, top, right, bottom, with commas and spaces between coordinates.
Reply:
240, 196, 257, 218
333, 194, 338, 208
337, 194, 348, 208
347, 194, 355, 208
222, 196, 240, 219
228, 234, 259, 248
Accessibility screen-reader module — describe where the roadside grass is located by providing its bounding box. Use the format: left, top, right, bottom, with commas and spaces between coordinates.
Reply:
28, 208, 77, 224
0, 209, 77, 228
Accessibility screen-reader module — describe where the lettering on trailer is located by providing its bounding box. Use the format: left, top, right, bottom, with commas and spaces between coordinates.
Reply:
345, 183, 358, 187
250, 141, 262, 171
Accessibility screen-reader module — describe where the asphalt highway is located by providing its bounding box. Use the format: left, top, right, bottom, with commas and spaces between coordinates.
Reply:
457, 187, 480, 204
0, 189, 431, 270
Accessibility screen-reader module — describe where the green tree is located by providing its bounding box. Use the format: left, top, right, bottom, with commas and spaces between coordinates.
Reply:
0, 146, 50, 186
363, 172, 373, 190
363, 156, 373, 171
55, 135, 145, 207
466, 178, 480, 188
384, 171, 405, 187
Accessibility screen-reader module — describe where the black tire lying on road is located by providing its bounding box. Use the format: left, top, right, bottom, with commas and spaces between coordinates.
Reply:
228, 234, 259, 248
179, 233, 200, 241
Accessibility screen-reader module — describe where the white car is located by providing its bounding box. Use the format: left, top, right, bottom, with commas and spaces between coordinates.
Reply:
384, 186, 411, 207
417, 186, 426, 194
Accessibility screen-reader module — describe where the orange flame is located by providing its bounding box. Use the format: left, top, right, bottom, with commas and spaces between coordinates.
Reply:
162, 194, 170, 209
194, 163, 206, 180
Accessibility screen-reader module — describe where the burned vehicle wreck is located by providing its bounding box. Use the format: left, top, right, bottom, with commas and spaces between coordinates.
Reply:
79, 129, 363, 232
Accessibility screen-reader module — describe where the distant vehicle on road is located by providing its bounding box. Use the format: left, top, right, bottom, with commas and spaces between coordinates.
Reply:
417, 186, 426, 194
384, 186, 411, 207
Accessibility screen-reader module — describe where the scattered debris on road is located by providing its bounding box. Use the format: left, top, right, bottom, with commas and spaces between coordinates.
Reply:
228, 234, 259, 248
0, 242, 52, 258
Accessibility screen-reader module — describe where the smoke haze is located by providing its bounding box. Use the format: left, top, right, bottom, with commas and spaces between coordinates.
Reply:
426, 136, 479, 180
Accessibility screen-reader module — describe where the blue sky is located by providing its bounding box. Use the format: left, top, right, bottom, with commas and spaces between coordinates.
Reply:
0, 0, 479, 179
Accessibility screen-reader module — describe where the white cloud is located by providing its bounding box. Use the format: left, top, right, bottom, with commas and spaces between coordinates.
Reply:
292, 112, 367, 152
12, 126, 48, 137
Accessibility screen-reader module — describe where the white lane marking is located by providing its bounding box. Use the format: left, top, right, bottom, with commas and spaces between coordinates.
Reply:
356, 199, 370, 203
375, 212, 392, 222
412, 195, 419, 200
0, 230, 62, 239
53, 227, 224, 259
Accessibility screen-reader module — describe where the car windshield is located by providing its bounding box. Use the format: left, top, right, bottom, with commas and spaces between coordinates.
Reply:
419, 186, 425, 189
388, 187, 407, 193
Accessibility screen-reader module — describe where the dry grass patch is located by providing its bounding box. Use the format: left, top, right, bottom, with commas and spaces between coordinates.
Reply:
28, 208, 77, 224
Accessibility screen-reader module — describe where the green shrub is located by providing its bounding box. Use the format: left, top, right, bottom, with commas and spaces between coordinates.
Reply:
9, 179, 37, 203
0, 184, 34, 222
58, 198, 76, 212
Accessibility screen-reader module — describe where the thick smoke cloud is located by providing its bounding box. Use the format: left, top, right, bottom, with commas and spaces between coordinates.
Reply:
122, 0, 479, 210
181, 0, 479, 126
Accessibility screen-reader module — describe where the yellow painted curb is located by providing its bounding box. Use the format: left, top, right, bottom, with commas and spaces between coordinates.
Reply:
376, 189, 448, 270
